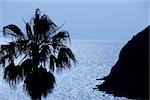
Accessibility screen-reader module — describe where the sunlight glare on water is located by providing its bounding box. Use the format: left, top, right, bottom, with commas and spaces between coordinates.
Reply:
0, 40, 128, 100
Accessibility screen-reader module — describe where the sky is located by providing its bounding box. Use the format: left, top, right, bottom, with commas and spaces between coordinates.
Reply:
0, 0, 149, 42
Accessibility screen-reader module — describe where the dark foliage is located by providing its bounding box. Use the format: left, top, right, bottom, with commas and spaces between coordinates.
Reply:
0, 8, 76, 100
20, 59, 33, 76
4, 63, 23, 87
3, 24, 24, 38
23, 67, 55, 100
56, 47, 76, 71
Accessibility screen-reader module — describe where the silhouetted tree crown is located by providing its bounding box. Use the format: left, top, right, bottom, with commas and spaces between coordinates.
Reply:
0, 8, 76, 100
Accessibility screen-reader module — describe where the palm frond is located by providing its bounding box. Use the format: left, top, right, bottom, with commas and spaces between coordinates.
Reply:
51, 31, 70, 50
56, 47, 76, 70
32, 9, 57, 42
40, 44, 51, 67
49, 55, 56, 71
15, 40, 30, 56
20, 59, 33, 76
34, 8, 40, 24
3, 63, 23, 87
36, 15, 56, 40
23, 67, 55, 100
26, 23, 33, 39
32, 9, 40, 37
38, 20, 67, 47
51, 38, 66, 51
56, 53, 70, 71
62, 47, 76, 62
3, 24, 24, 39
0, 55, 9, 67
53, 31, 70, 40
0, 42, 17, 65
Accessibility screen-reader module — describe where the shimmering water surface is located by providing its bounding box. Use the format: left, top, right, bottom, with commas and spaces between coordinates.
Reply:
0, 40, 128, 100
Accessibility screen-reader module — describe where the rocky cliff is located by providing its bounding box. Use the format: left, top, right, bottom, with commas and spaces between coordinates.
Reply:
97, 26, 149, 99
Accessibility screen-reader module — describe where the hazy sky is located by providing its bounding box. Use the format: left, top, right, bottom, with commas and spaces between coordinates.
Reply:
0, 0, 149, 41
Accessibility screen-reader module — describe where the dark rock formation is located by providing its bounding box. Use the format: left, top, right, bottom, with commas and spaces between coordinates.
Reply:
97, 26, 149, 99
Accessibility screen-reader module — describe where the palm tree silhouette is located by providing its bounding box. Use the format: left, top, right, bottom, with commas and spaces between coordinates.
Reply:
0, 8, 76, 100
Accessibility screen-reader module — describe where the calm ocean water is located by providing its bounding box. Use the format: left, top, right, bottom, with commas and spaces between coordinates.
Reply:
0, 40, 128, 100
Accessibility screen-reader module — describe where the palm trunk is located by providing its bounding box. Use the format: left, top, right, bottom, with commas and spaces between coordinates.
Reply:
32, 42, 39, 69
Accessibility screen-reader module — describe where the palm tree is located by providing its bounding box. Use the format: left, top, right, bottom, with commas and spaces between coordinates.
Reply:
0, 8, 76, 100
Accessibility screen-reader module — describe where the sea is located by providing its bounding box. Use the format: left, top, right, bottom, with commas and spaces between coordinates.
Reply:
0, 40, 129, 100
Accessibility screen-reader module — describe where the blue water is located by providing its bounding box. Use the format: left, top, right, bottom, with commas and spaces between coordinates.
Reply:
0, 40, 128, 100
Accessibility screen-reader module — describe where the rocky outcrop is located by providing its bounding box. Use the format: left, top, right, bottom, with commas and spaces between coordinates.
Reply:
97, 26, 149, 99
